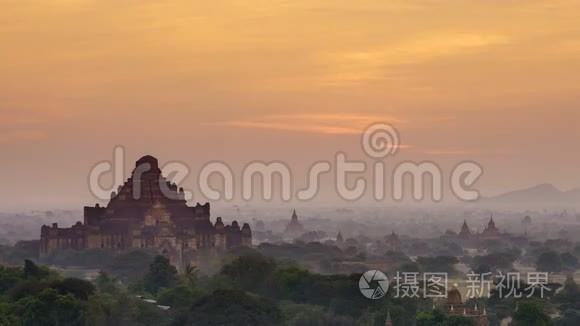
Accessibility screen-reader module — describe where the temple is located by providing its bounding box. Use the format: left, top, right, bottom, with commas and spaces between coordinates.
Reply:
453, 214, 508, 242
385, 230, 402, 251
336, 231, 344, 243
284, 209, 305, 237
40, 155, 251, 268
480, 214, 501, 240
443, 284, 489, 326
459, 220, 472, 239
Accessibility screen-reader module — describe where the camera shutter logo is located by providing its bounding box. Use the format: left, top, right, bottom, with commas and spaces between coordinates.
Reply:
359, 270, 389, 299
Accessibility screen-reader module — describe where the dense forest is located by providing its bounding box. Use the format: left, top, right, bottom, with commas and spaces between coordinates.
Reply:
1, 246, 579, 325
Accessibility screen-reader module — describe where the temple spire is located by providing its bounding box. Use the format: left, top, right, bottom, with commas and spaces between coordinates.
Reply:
460, 219, 471, 237
385, 311, 393, 326
285, 209, 304, 235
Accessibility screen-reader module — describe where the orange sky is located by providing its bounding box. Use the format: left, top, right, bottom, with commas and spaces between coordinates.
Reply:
1, 1, 580, 208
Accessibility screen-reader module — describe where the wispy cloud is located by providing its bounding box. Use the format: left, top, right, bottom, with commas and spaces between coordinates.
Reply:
322, 31, 510, 85
210, 113, 404, 135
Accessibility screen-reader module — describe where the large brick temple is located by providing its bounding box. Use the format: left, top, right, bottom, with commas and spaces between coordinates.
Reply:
40, 155, 251, 267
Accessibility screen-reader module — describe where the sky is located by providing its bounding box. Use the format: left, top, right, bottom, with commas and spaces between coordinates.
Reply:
1, 0, 580, 209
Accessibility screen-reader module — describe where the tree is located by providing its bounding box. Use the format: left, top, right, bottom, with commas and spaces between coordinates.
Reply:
267, 267, 312, 301
143, 255, 178, 294
513, 301, 554, 326
108, 249, 156, 284
474, 264, 491, 274
94, 271, 120, 294
157, 285, 204, 310
536, 251, 563, 273
0, 265, 22, 294
399, 262, 420, 273
51, 277, 95, 300
561, 275, 579, 297
132, 298, 172, 326
0, 300, 19, 325
86, 291, 135, 325
416, 309, 445, 326
554, 275, 580, 312
220, 254, 276, 291
182, 264, 198, 289
417, 256, 459, 275
472, 252, 517, 271
23, 259, 50, 280
281, 303, 353, 326
574, 244, 580, 257
19, 288, 85, 326
174, 289, 282, 325
560, 253, 578, 270
557, 309, 580, 326
7, 280, 50, 302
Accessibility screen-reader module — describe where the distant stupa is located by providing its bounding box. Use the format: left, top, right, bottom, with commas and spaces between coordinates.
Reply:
336, 231, 344, 243
459, 220, 472, 239
385, 311, 393, 326
284, 209, 305, 236
480, 214, 501, 239
385, 230, 401, 251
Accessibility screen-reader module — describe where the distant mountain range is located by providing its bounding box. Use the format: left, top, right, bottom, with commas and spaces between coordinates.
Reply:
481, 183, 580, 207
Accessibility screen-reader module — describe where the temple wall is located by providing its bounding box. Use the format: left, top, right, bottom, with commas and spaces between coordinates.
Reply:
215, 234, 226, 250
86, 234, 101, 249
41, 213, 251, 268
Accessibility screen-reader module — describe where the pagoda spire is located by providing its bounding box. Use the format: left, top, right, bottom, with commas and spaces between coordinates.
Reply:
459, 219, 473, 239
285, 208, 304, 235
385, 311, 393, 326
